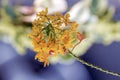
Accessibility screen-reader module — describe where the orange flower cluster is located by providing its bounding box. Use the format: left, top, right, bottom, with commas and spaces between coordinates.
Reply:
29, 8, 82, 67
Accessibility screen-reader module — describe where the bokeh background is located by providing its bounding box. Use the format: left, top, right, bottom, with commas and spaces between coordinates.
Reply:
0, 0, 120, 80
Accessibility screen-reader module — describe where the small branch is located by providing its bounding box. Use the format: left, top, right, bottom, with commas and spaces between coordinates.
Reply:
68, 50, 120, 77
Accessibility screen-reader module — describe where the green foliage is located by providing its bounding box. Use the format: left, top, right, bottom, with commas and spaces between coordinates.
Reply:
0, 2, 32, 54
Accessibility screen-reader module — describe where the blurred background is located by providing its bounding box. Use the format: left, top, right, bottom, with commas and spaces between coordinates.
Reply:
0, 0, 120, 80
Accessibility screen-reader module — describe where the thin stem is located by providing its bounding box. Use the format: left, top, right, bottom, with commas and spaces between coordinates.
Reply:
68, 50, 120, 77
71, 41, 81, 52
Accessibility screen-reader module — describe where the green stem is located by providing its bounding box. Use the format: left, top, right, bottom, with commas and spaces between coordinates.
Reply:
68, 50, 120, 77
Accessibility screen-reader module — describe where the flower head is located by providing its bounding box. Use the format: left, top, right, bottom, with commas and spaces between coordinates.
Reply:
29, 8, 82, 67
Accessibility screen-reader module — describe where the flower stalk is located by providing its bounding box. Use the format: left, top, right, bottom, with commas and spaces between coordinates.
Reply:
69, 50, 120, 77
29, 8, 120, 77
